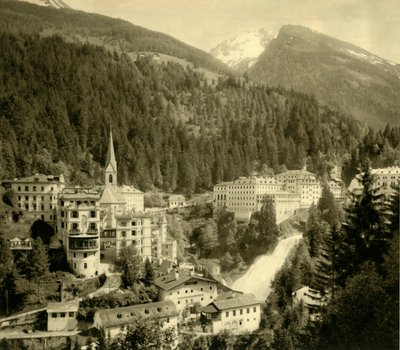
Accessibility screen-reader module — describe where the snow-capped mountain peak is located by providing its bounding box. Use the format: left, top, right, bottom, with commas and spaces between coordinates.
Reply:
210, 29, 275, 72
15, 0, 70, 9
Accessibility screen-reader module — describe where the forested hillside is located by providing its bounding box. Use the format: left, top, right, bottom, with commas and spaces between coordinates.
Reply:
0, 0, 230, 74
248, 25, 400, 129
0, 33, 399, 191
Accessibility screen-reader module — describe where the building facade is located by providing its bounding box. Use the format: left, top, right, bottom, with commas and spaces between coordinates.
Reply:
213, 176, 300, 223
201, 293, 261, 334
58, 187, 102, 278
93, 300, 179, 338
11, 174, 65, 225
348, 166, 400, 195
154, 270, 219, 313
47, 299, 79, 332
275, 170, 322, 208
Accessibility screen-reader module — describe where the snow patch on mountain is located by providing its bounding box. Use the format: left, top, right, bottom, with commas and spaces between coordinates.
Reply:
210, 29, 275, 71
346, 49, 385, 65
15, 0, 70, 9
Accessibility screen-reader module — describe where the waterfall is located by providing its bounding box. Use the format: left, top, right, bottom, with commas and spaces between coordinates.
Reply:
231, 234, 302, 300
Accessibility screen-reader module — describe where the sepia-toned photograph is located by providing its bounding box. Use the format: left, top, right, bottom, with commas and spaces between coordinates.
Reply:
0, 0, 398, 349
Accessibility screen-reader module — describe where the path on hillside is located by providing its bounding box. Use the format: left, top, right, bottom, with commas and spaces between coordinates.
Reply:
231, 232, 303, 300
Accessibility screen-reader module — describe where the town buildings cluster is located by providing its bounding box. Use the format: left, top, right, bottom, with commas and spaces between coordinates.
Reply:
213, 169, 345, 223
8, 130, 177, 278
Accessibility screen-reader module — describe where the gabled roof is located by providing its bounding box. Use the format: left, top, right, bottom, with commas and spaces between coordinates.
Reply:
205, 293, 261, 312
100, 185, 126, 204
96, 300, 178, 329
47, 299, 79, 313
12, 174, 65, 184
154, 271, 217, 291
168, 195, 185, 201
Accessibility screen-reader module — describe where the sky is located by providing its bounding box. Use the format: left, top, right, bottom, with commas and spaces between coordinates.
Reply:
66, 0, 400, 63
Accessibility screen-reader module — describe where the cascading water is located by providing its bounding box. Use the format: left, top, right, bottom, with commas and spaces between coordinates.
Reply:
231, 234, 302, 300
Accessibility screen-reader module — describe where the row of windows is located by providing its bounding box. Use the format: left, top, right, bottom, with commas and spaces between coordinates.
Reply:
51, 312, 75, 318
18, 195, 55, 201
120, 230, 141, 237
119, 221, 141, 227
170, 286, 213, 296
18, 203, 55, 212
177, 295, 213, 305
69, 211, 97, 218
17, 185, 56, 192
225, 307, 258, 318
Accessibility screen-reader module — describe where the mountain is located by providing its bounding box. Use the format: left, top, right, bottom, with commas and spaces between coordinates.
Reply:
0, 0, 230, 75
248, 25, 400, 129
210, 29, 275, 72
15, 0, 70, 8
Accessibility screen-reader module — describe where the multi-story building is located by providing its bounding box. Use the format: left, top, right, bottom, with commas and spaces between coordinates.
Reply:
213, 176, 300, 223
154, 270, 220, 314
348, 166, 400, 195
275, 170, 322, 207
58, 187, 102, 278
11, 174, 65, 225
262, 192, 301, 224
201, 293, 262, 334
93, 300, 179, 338
98, 129, 176, 265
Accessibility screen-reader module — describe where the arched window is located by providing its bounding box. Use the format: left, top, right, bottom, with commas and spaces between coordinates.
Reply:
109, 174, 113, 183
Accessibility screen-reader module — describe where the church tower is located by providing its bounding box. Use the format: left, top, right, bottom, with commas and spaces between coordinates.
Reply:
105, 127, 117, 186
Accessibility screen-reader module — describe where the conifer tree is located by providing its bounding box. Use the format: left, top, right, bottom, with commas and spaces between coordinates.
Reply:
143, 258, 155, 287
28, 237, 50, 280
340, 164, 391, 284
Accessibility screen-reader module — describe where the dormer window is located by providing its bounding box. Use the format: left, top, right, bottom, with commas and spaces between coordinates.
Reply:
109, 174, 113, 183
117, 314, 122, 319
144, 309, 149, 314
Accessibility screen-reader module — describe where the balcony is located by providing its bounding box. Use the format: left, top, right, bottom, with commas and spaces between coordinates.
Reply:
86, 228, 99, 235
69, 237, 98, 251
69, 229, 81, 235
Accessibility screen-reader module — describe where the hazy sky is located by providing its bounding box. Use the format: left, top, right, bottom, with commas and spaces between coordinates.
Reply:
67, 0, 400, 62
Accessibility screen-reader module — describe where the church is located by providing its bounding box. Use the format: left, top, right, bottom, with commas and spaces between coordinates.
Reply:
54, 129, 177, 277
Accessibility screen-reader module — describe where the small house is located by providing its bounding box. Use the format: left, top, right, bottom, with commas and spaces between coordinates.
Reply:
47, 299, 79, 332
201, 293, 261, 334
93, 300, 179, 338
167, 195, 186, 208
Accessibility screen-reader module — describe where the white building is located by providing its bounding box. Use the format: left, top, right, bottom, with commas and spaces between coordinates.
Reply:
201, 293, 261, 334
167, 195, 186, 208
93, 300, 179, 338
12, 174, 65, 225
275, 170, 322, 207
213, 176, 300, 223
58, 187, 102, 278
348, 166, 400, 195
154, 270, 220, 314
47, 299, 79, 332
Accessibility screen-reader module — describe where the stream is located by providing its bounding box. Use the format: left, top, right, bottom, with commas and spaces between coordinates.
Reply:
231, 234, 303, 300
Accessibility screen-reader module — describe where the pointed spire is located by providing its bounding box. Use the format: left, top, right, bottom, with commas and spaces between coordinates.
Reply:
106, 126, 117, 172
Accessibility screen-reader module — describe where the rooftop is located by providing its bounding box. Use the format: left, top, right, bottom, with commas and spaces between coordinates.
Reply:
154, 270, 217, 291
12, 174, 65, 184
47, 299, 79, 313
96, 300, 178, 328
202, 293, 261, 313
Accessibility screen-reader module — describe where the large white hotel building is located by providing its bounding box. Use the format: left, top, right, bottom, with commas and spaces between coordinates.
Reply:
213, 170, 327, 223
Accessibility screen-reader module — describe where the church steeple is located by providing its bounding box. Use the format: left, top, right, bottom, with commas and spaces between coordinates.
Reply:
105, 126, 117, 186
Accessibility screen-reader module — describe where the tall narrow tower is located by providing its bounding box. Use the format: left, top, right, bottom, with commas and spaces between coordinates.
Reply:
105, 127, 117, 186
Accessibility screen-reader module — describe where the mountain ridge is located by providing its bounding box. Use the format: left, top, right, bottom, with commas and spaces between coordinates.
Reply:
1, 0, 231, 75
248, 25, 400, 129
210, 29, 275, 72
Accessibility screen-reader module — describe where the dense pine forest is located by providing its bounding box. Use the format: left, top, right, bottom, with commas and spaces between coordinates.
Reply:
0, 0, 230, 75
0, 32, 399, 191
